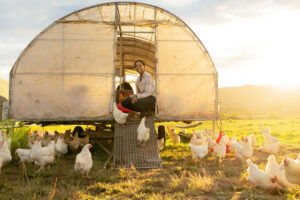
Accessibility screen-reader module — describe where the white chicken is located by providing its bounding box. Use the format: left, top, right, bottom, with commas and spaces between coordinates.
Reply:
190, 134, 205, 146
0, 131, 11, 149
205, 134, 216, 152
55, 134, 68, 156
247, 134, 257, 147
280, 157, 300, 185
235, 137, 253, 164
30, 139, 55, 171
15, 149, 33, 163
262, 131, 280, 145
0, 140, 12, 166
74, 143, 93, 177
113, 102, 128, 124
246, 159, 279, 190
189, 141, 208, 159
137, 116, 150, 146
213, 136, 226, 158
193, 129, 205, 139
265, 155, 293, 190
259, 142, 283, 155
227, 136, 237, 154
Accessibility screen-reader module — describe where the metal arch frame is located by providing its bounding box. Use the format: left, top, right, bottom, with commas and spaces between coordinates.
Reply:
8, 1, 218, 121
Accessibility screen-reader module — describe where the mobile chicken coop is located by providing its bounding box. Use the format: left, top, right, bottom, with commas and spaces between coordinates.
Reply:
8, 2, 218, 168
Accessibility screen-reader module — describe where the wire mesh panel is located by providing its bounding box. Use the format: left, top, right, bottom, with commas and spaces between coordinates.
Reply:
113, 117, 162, 169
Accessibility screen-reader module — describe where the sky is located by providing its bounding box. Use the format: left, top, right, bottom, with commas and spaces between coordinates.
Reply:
1, 0, 300, 88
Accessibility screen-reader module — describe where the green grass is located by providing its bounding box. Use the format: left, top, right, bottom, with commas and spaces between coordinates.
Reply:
0, 119, 300, 199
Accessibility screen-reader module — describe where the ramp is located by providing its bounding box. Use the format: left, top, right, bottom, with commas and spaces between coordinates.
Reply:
113, 117, 162, 169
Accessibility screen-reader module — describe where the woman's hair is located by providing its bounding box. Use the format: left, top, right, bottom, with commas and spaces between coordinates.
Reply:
134, 60, 145, 68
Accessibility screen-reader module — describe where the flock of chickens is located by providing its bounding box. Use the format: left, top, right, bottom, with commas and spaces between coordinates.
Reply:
0, 129, 93, 177
0, 107, 152, 177
170, 125, 300, 191
1, 103, 300, 193
113, 103, 300, 192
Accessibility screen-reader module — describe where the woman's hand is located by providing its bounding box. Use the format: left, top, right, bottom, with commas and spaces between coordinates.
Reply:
131, 95, 138, 104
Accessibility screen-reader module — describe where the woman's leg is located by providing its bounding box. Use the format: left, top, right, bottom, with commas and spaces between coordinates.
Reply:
121, 96, 156, 114
132, 96, 156, 115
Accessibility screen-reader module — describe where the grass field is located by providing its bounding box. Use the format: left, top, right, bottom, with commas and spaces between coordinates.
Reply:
0, 119, 300, 200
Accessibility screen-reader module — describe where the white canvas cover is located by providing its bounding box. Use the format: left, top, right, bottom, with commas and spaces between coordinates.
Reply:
9, 2, 218, 122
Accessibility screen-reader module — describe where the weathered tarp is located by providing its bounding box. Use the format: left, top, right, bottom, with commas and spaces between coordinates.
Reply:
9, 2, 218, 121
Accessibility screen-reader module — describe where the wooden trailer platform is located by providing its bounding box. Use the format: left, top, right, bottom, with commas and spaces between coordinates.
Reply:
113, 117, 162, 169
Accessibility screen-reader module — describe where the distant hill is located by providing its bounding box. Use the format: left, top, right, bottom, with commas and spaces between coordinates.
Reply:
219, 85, 300, 118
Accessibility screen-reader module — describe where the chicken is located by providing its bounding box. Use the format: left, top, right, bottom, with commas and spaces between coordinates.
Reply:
78, 133, 89, 147
55, 134, 68, 155
113, 102, 128, 124
213, 136, 226, 158
235, 137, 253, 164
0, 140, 12, 166
265, 155, 293, 190
65, 131, 80, 151
157, 138, 164, 151
227, 136, 237, 154
189, 141, 208, 159
42, 131, 52, 146
137, 116, 150, 146
166, 127, 180, 145
157, 125, 166, 151
74, 143, 93, 177
205, 135, 216, 152
30, 139, 55, 171
28, 131, 38, 148
259, 142, 283, 155
223, 135, 229, 145
280, 157, 300, 185
190, 133, 205, 146
246, 159, 279, 190
0, 131, 11, 149
247, 134, 257, 147
15, 148, 33, 163
193, 129, 205, 139
262, 130, 280, 145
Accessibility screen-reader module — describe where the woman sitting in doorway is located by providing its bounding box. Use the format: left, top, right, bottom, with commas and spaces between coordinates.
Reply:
119, 60, 156, 118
